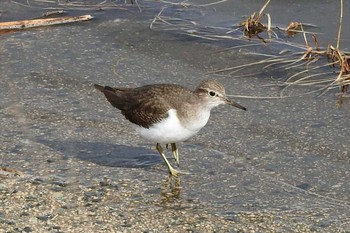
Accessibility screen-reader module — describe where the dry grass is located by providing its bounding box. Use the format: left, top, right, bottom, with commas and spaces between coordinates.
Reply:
235, 0, 272, 42
280, 0, 349, 98
325, 45, 350, 94
208, 0, 349, 99
215, 1, 348, 99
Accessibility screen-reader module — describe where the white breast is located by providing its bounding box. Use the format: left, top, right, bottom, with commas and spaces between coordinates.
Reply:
132, 109, 210, 144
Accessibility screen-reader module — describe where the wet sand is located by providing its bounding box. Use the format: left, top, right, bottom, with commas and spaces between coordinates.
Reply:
1, 1, 350, 232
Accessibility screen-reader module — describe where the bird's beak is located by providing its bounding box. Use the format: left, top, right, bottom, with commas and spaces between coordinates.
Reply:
225, 98, 247, 111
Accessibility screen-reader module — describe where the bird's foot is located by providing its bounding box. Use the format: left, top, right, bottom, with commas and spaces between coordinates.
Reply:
168, 166, 191, 177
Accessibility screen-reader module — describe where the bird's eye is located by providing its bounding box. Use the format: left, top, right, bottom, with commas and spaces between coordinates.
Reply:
209, 91, 216, 97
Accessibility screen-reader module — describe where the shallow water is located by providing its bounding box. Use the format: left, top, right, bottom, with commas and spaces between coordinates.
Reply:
1, 0, 350, 231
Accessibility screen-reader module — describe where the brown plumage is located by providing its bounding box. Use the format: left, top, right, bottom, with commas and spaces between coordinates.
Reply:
94, 83, 199, 129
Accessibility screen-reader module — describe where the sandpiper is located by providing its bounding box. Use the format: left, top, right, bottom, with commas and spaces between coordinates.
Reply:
94, 80, 246, 176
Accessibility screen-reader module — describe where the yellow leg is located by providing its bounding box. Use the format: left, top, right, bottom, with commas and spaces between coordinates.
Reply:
156, 143, 181, 177
171, 143, 179, 167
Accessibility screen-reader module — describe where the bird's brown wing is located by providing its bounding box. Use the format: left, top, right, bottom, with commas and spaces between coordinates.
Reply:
94, 84, 171, 128
94, 84, 131, 110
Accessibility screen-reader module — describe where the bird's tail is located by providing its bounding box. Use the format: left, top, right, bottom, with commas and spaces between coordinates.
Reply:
94, 84, 105, 92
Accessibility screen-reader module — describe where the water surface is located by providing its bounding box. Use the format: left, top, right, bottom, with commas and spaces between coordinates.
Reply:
1, 0, 350, 231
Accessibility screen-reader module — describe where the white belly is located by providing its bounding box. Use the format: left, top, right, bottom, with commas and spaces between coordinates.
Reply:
132, 109, 210, 144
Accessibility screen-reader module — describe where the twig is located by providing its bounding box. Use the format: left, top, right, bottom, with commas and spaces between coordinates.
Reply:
0, 15, 93, 31
336, 0, 343, 49
197, 0, 228, 7
150, 7, 166, 29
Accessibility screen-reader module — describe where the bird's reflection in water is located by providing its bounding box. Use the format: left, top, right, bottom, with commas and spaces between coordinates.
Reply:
160, 176, 181, 203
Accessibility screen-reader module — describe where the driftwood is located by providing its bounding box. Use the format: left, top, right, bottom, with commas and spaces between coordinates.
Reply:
0, 15, 93, 31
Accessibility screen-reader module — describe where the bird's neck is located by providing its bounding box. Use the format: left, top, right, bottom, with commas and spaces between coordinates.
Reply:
176, 103, 211, 132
